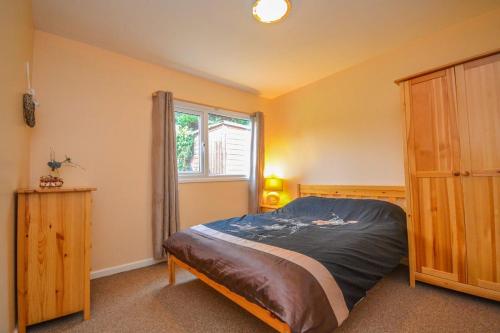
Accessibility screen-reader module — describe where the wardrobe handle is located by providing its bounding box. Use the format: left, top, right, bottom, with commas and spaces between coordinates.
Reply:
462, 171, 471, 177
452, 171, 460, 177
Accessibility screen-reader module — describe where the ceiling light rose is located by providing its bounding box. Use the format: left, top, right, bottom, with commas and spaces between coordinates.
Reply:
253, 0, 291, 24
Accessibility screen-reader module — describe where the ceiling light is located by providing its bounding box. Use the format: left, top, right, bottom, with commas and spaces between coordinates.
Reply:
253, 0, 291, 24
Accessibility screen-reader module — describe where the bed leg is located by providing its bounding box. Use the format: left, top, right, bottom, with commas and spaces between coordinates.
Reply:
168, 255, 176, 286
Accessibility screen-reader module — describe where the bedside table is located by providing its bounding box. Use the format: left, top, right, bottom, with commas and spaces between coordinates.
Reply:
260, 203, 284, 213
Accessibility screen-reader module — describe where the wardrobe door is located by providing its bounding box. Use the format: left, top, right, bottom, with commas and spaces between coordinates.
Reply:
405, 68, 466, 283
456, 53, 500, 292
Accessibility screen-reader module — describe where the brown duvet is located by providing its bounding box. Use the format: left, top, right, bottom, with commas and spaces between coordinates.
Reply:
164, 227, 345, 333
163, 197, 407, 333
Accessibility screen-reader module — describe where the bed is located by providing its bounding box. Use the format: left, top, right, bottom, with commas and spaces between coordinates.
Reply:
164, 185, 407, 333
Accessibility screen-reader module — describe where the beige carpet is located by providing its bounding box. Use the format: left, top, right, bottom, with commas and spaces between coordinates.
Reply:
29, 264, 500, 333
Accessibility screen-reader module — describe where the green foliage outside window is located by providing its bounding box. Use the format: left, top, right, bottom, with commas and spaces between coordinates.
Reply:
208, 114, 250, 127
175, 112, 199, 172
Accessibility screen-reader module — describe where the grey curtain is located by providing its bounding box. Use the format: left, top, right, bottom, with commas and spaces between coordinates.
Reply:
152, 91, 180, 259
248, 112, 265, 214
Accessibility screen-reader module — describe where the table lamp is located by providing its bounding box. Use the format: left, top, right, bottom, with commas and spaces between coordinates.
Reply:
264, 177, 283, 205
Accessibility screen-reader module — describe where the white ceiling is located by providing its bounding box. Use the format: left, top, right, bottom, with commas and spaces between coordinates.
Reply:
33, 0, 500, 98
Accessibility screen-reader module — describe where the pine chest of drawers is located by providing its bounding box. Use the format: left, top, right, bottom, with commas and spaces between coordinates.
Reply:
16, 187, 95, 333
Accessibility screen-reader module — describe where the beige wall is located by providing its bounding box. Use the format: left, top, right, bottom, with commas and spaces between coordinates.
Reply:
265, 8, 500, 202
179, 181, 249, 227
30, 31, 269, 271
0, 0, 33, 331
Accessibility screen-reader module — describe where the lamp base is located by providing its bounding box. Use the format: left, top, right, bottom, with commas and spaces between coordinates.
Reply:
265, 192, 280, 205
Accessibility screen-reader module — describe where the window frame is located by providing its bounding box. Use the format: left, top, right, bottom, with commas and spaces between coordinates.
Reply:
174, 101, 252, 183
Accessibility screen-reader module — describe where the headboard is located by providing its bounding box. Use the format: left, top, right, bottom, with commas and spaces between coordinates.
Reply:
298, 184, 406, 209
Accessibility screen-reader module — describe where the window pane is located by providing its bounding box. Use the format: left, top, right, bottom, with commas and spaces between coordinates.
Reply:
175, 111, 201, 173
208, 114, 251, 176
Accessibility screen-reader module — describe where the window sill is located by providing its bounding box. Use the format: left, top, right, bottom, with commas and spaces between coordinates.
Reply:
178, 176, 249, 184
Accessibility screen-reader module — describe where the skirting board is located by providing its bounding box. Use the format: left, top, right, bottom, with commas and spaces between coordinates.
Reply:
90, 257, 166, 280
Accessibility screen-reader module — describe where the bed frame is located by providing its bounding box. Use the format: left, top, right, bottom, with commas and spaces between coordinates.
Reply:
297, 184, 406, 208
167, 184, 406, 333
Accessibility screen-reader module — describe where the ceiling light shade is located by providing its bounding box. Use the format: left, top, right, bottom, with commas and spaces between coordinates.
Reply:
253, 0, 291, 24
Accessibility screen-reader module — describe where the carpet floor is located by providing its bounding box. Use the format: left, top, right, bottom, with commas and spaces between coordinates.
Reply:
29, 264, 499, 333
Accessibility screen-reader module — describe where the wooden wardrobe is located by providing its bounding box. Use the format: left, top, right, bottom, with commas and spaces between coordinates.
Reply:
398, 51, 500, 301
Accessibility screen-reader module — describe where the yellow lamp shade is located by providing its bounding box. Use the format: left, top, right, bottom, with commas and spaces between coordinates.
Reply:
264, 177, 283, 192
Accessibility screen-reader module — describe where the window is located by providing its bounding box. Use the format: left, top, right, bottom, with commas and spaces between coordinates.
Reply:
174, 102, 252, 181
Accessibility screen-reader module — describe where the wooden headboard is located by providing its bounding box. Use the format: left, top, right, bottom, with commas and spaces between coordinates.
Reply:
298, 184, 406, 209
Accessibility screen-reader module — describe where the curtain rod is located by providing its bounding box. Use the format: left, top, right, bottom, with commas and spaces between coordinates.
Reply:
152, 92, 255, 115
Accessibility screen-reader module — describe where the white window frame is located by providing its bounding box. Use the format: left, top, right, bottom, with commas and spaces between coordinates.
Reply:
174, 101, 251, 183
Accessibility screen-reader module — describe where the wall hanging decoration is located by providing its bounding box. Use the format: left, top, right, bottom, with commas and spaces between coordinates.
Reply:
23, 62, 38, 128
39, 149, 84, 188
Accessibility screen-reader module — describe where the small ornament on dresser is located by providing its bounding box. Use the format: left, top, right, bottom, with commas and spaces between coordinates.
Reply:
39, 149, 85, 188
39, 175, 64, 188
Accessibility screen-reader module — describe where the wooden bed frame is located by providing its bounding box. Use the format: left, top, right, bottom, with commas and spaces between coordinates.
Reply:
297, 184, 406, 208
167, 184, 406, 333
